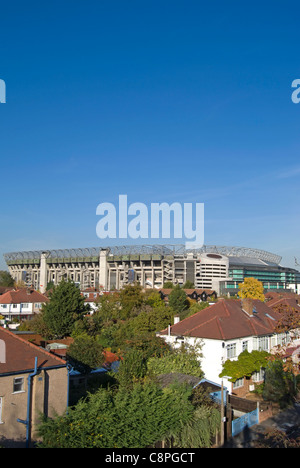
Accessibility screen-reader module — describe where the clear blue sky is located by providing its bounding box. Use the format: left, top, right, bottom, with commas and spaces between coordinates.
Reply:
1, 0, 300, 270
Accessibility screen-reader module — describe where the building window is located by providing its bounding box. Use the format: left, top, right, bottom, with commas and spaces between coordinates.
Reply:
226, 343, 236, 359
242, 340, 248, 351
21, 303, 29, 309
12, 304, 18, 309
253, 336, 269, 351
252, 368, 265, 382
13, 377, 24, 393
233, 378, 244, 389
258, 336, 269, 351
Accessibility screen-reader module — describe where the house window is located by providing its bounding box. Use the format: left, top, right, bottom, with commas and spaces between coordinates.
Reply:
253, 336, 269, 351
242, 341, 248, 351
233, 378, 244, 389
13, 377, 24, 393
257, 336, 269, 351
12, 304, 18, 309
21, 303, 29, 309
252, 368, 265, 382
226, 343, 236, 359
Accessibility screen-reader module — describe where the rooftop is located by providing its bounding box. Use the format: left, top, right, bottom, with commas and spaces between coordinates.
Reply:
159, 299, 282, 341
0, 288, 48, 305
0, 326, 66, 375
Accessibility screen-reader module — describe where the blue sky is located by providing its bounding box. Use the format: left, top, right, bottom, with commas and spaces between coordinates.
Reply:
1, 0, 300, 270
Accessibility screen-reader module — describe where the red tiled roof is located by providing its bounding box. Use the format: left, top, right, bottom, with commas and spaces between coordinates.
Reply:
0, 287, 14, 295
266, 296, 300, 312
0, 327, 66, 374
103, 350, 120, 364
0, 289, 48, 305
159, 288, 215, 295
159, 299, 282, 341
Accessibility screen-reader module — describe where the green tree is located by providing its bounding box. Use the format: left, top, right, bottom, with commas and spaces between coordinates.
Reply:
180, 301, 210, 320
163, 282, 174, 289
37, 382, 194, 448
144, 291, 165, 308
128, 304, 174, 336
219, 350, 270, 382
67, 335, 105, 374
114, 349, 148, 388
41, 279, 89, 338
182, 280, 194, 289
171, 405, 220, 448
262, 359, 296, 408
119, 283, 145, 319
0, 270, 14, 287
147, 342, 203, 378
168, 285, 189, 316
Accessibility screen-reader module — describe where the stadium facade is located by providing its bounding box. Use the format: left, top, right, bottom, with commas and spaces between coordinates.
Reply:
4, 245, 300, 296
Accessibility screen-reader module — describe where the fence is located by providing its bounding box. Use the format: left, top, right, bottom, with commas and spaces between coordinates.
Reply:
231, 407, 259, 437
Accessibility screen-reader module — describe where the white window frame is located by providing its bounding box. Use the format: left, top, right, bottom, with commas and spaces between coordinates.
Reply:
242, 340, 248, 351
226, 343, 237, 359
252, 368, 265, 382
233, 377, 244, 389
13, 377, 25, 393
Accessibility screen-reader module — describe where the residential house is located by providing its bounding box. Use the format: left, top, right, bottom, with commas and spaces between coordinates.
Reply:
159, 288, 217, 304
157, 298, 292, 398
0, 287, 14, 296
81, 287, 103, 313
0, 326, 68, 447
0, 289, 48, 322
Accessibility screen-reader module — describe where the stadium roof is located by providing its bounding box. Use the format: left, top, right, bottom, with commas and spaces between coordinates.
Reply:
4, 244, 282, 265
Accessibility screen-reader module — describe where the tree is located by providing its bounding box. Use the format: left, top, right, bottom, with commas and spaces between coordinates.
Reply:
41, 279, 89, 338
118, 283, 145, 319
168, 285, 189, 316
266, 303, 300, 376
180, 300, 210, 320
37, 382, 195, 448
147, 342, 204, 378
0, 271, 14, 287
262, 359, 296, 408
163, 282, 174, 289
182, 280, 194, 289
238, 277, 265, 301
67, 335, 105, 374
128, 304, 174, 336
144, 291, 165, 309
219, 350, 270, 382
171, 405, 220, 448
114, 349, 148, 388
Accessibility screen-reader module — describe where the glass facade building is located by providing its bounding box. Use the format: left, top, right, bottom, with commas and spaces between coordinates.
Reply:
220, 256, 300, 295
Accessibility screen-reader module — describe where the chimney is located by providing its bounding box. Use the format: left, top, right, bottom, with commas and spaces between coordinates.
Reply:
242, 298, 254, 316
174, 315, 180, 325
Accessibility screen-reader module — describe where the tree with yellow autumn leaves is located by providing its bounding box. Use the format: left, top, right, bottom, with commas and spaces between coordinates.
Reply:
238, 277, 265, 301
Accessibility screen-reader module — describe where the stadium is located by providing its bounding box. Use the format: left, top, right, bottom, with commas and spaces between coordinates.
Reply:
4, 244, 300, 296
